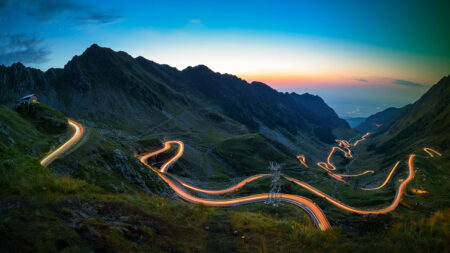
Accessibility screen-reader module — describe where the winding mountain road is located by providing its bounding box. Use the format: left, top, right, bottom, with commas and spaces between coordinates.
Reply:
40, 119, 83, 167
136, 133, 441, 230
40, 120, 441, 231
138, 141, 331, 231
285, 154, 415, 215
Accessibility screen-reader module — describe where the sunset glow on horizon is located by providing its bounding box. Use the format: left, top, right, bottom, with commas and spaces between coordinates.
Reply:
1, 0, 448, 116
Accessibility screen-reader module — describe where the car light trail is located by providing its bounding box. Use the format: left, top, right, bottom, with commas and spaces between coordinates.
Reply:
285, 154, 416, 215
138, 141, 331, 231
410, 188, 430, 194
327, 173, 348, 184
361, 161, 400, 190
175, 174, 269, 195
137, 136, 441, 230
336, 170, 374, 177
40, 119, 84, 167
317, 162, 335, 171
297, 154, 309, 168
138, 140, 184, 173
423, 148, 442, 157
327, 146, 353, 169
314, 133, 376, 182
353, 132, 370, 146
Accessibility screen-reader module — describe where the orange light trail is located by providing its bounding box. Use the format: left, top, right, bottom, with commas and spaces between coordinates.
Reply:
317, 162, 335, 171
423, 148, 442, 157
175, 174, 269, 195
314, 134, 375, 181
336, 139, 352, 156
410, 188, 430, 194
286, 154, 416, 214
353, 132, 370, 146
337, 170, 374, 177
327, 173, 348, 184
297, 154, 309, 168
137, 137, 440, 229
138, 141, 331, 231
361, 161, 400, 190
138, 140, 184, 173
40, 119, 84, 167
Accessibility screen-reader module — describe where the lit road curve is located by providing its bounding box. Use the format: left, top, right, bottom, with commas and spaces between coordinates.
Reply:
176, 174, 269, 195
315, 133, 380, 181
361, 161, 400, 191
285, 154, 416, 215
423, 148, 442, 157
139, 140, 184, 173
40, 119, 84, 167
138, 141, 332, 231
297, 154, 309, 168
353, 132, 370, 146
139, 141, 269, 195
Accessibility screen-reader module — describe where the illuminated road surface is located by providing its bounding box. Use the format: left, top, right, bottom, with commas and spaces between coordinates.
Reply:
285, 154, 416, 214
353, 132, 370, 146
176, 174, 269, 195
40, 119, 84, 167
138, 141, 331, 231
361, 161, 400, 190
139, 140, 184, 173
315, 135, 374, 179
297, 154, 309, 168
423, 148, 442, 157
137, 135, 441, 230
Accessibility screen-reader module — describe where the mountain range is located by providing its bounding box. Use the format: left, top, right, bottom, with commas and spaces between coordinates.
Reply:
0, 44, 355, 181
0, 44, 448, 252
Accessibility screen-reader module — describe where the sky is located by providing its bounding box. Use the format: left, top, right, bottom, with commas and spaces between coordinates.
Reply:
0, 0, 449, 117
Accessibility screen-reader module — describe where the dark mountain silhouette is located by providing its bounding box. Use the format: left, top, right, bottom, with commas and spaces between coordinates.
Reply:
0, 44, 352, 144
356, 106, 409, 133
370, 75, 450, 152
0, 44, 355, 180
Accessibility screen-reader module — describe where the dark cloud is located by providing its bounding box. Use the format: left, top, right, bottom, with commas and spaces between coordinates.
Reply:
354, 78, 368, 82
393, 79, 427, 88
3, 0, 122, 24
0, 34, 50, 65
79, 11, 122, 25
0, 0, 8, 9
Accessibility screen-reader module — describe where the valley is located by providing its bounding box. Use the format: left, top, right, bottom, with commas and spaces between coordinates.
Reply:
0, 45, 448, 252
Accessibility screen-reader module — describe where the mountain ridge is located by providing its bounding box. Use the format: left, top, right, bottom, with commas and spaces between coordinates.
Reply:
370, 74, 450, 153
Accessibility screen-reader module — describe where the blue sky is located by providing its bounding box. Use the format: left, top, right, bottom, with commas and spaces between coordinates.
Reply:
0, 0, 449, 116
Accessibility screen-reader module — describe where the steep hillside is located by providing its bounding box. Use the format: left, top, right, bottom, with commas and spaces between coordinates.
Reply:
0, 44, 354, 180
370, 75, 450, 153
356, 106, 408, 133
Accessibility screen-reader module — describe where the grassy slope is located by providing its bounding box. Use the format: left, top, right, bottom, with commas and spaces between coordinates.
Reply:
1, 104, 449, 252
0, 104, 340, 252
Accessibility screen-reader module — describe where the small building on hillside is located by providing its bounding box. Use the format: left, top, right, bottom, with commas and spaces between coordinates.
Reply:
19, 94, 38, 105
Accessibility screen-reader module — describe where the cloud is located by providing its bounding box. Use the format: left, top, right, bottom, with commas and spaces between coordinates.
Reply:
3, 0, 122, 24
0, 34, 50, 65
392, 79, 427, 88
189, 19, 202, 24
79, 11, 122, 25
346, 107, 361, 115
354, 78, 368, 82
